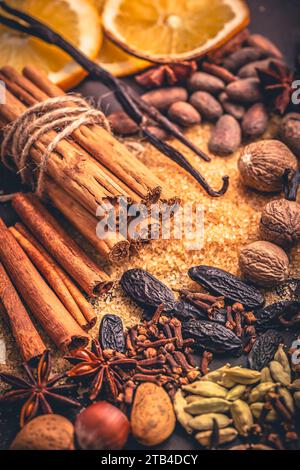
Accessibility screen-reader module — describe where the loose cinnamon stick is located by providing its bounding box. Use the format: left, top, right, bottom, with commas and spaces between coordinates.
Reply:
9, 226, 90, 330
12, 193, 112, 297
15, 223, 97, 328
0, 262, 46, 364
0, 219, 89, 351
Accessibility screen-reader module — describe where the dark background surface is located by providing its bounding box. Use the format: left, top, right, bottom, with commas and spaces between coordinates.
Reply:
0, 0, 300, 451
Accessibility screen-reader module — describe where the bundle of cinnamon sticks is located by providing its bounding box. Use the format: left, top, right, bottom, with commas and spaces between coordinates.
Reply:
0, 65, 177, 262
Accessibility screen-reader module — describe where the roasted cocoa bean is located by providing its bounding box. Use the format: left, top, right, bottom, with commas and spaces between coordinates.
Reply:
280, 113, 300, 157
168, 101, 201, 126
238, 58, 283, 78
242, 103, 269, 138
108, 111, 139, 136
226, 78, 263, 103
209, 115, 241, 155
190, 91, 223, 121
146, 125, 170, 141
208, 29, 250, 64
219, 92, 245, 120
223, 47, 265, 72
246, 34, 283, 59
201, 61, 237, 84
142, 87, 188, 110
188, 72, 225, 95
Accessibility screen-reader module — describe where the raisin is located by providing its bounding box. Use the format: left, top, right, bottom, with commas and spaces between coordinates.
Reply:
248, 330, 282, 370
99, 314, 126, 353
120, 269, 176, 311
182, 319, 243, 355
255, 301, 300, 330
188, 265, 265, 309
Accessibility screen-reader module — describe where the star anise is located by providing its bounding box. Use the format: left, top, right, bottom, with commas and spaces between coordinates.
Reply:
135, 61, 197, 88
257, 61, 295, 114
65, 340, 137, 402
0, 350, 80, 427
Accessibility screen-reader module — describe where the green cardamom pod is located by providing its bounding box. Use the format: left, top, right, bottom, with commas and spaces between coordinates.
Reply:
188, 413, 232, 431
184, 398, 230, 415
174, 390, 193, 434
249, 382, 277, 403
269, 361, 291, 386
183, 381, 227, 398
224, 367, 261, 385
260, 367, 273, 383
250, 402, 278, 422
201, 364, 231, 383
217, 374, 236, 388
230, 399, 253, 436
274, 344, 291, 376
226, 385, 246, 401
195, 427, 238, 447
294, 391, 300, 409
289, 379, 300, 391
278, 387, 294, 414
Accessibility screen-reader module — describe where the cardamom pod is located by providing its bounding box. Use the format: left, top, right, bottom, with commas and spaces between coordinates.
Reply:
217, 374, 236, 388
278, 387, 295, 414
226, 385, 246, 401
184, 398, 230, 415
201, 364, 231, 383
186, 395, 203, 404
294, 391, 300, 409
195, 427, 238, 447
224, 367, 261, 385
250, 402, 278, 422
269, 361, 291, 386
274, 344, 291, 376
174, 390, 193, 434
188, 413, 232, 431
183, 381, 227, 398
289, 379, 300, 391
249, 382, 277, 403
260, 367, 273, 383
230, 399, 253, 436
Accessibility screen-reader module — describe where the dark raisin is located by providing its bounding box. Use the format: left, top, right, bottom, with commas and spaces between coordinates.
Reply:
188, 265, 265, 309
248, 330, 283, 370
99, 314, 126, 353
255, 301, 300, 330
182, 319, 243, 355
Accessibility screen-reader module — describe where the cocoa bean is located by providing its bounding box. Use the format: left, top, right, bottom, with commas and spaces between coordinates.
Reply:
209, 115, 241, 155
223, 47, 264, 72
188, 72, 225, 95
168, 101, 201, 126
280, 113, 300, 157
190, 91, 223, 121
208, 29, 250, 64
247, 34, 283, 59
201, 62, 237, 84
242, 103, 269, 138
219, 92, 245, 121
226, 78, 262, 103
146, 126, 170, 141
142, 87, 188, 111
108, 111, 139, 136
238, 58, 285, 79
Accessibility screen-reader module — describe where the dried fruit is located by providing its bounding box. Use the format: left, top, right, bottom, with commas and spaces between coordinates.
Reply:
260, 199, 300, 248
223, 47, 264, 72
141, 87, 188, 110
190, 91, 223, 121
182, 319, 243, 355
226, 384, 246, 401
249, 382, 277, 403
99, 314, 126, 353
209, 114, 241, 155
280, 113, 300, 158
239, 241, 290, 287
195, 427, 238, 447
224, 367, 261, 385
238, 140, 298, 192
182, 381, 227, 398
241, 103, 268, 138
184, 397, 230, 415
131, 382, 176, 446
230, 399, 253, 436
173, 390, 193, 434
188, 72, 225, 95
269, 361, 291, 386
219, 92, 245, 120
188, 413, 232, 431
226, 78, 262, 103
248, 330, 282, 370
168, 101, 201, 126
188, 265, 265, 308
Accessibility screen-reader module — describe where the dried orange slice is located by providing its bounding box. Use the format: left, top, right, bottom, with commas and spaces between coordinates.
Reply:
102, 0, 250, 63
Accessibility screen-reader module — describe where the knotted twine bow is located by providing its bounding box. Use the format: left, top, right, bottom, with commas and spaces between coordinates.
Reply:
0, 95, 111, 200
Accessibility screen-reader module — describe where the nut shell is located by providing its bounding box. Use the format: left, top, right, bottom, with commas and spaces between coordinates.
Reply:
10, 415, 74, 450
260, 199, 300, 247
239, 240, 289, 287
238, 140, 298, 192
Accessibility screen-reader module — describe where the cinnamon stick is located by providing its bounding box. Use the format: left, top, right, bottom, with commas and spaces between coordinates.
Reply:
0, 261, 46, 364
11, 193, 112, 297
0, 218, 89, 351
15, 223, 97, 328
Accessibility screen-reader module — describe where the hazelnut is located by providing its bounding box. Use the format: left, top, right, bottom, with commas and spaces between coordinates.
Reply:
238, 140, 298, 192
260, 199, 300, 248
10, 414, 75, 450
239, 240, 289, 287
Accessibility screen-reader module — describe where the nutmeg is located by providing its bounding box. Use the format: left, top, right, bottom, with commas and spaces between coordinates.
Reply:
238, 140, 298, 192
239, 240, 289, 287
10, 415, 75, 450
260, 199, 300, 248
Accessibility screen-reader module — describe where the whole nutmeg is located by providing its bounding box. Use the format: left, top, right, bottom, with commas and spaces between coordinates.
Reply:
239, 240, 289, 287
10, 414, 74, 450
75, 401, 130, 450
238, 140, 298, 192
260, 199, 300, 248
